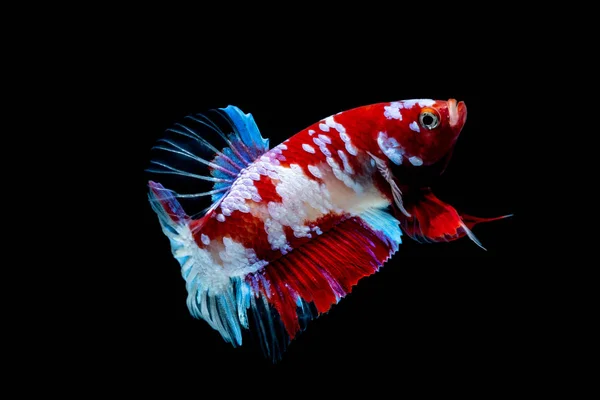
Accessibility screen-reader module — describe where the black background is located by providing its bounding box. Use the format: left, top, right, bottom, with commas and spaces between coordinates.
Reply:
3, 1, 566, 392
99, 38, 533, 390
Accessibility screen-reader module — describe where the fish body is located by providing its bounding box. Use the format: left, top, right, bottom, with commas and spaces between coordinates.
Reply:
147, 98, 507, 361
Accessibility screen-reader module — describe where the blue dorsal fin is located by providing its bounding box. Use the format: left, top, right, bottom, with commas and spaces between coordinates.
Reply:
146, 105, 270, 220
220, 105, 269, 159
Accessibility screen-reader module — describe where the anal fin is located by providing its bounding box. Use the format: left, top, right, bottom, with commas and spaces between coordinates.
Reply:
368, 151, 411, 217
244, 208, 402, 361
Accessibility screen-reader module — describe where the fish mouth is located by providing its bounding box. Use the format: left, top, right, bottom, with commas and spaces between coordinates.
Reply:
448, 98, 467, 129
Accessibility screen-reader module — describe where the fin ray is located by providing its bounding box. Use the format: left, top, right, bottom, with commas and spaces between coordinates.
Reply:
181, 117, 249, 169
153, 141, 239, 177
186, 113, 255, 166
367, 151, 411, 217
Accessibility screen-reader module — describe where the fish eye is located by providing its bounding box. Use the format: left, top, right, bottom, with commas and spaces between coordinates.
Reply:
419, 108, 440, 130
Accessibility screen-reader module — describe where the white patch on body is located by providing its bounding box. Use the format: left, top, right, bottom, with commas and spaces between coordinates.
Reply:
409, 156, 423, 166
337, 150, 354, 174
201, 234, 210, 245
258, 159, 391, 252
345, 142, 358, 156
409, 121, 420, 132
318, 134, 331, 144
308, 164, 322, 178
312, 137, 332, 157
336, 125, 358, 156
263, 165, 337, 253
313, 137, 325, 147
384, 103, 403, 120
319, 123, 330, 132
377, 131, 404, 165
270, 145, 287, 163
221, 206, 232, 217
302, 143, 316, 153
219, 163, 270, 217
308, 129, 315, 136
218, 149, 294, 218
326, 157, 362, 193
264, 218, 292, 254
323, 115, 346, 133
402, 99, 435, 109
221, 194, 250, 215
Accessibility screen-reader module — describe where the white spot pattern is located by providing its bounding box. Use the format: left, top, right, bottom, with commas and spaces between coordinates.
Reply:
312, 137, 330, 157
345, 142, 358, 156
216, 146, 292, 220
324, 115, 346, 133
264, 165, 335, 253
308, 165, 322, 178
402, 99, 435, 109
409, 156, 423, 166
409, 121, 420, 132
201, 234, 210, 245
337, 150, 354, 174
384, 102, 403, 120
302, 143, 316, 153
377, 131, 404, 165
318, 134, 331, 144
326, 156, 363, 193
319, 123, 330, 132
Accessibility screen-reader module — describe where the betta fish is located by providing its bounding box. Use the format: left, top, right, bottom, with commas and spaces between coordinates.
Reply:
146, 98, 509, 362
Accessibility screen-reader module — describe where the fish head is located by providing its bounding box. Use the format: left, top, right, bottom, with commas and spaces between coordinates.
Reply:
377, 98, 467, 167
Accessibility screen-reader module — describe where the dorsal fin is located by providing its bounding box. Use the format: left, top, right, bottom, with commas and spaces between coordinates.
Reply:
221, 105, 269, 159
146, 105, 269, 219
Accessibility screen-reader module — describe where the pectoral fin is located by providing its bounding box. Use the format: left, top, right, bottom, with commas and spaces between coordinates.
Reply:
368, 152, 411, 218
398, 188, 512, 249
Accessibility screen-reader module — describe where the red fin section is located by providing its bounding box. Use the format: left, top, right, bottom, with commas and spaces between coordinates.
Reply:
399, 188, 510, 243
247, 216, 397, 339
460, 213, 512, 230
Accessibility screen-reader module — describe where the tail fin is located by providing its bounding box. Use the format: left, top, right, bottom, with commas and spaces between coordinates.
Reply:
146, 105, 274, 353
